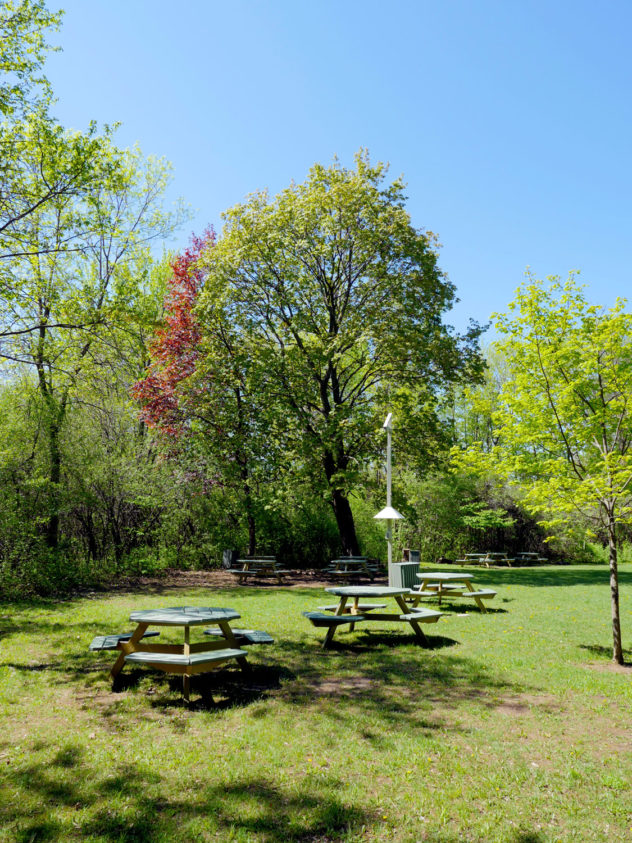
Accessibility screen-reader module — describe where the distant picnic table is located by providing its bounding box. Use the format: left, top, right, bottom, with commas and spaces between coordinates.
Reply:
323, 557, 379, 580
228, 557, 290, 584
456, 551, 547, 567
408, 572, 497, 613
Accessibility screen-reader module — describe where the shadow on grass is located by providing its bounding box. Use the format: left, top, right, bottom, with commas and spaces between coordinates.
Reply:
579, 643, 632, 663
2, 746, 373, 842
445, 565, 632, 588
2, 750, 552, 843
107, 663, 295, 712
86, 623, 520, 734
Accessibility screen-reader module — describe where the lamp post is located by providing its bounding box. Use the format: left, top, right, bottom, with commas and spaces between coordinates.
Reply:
374, 413, 404, 584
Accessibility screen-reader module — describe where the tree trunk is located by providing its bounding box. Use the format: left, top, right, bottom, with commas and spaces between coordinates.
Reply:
322, 448, 360, 555
607, 510, 624, 664
246, 506, 256, 556
331, 487, 360, 556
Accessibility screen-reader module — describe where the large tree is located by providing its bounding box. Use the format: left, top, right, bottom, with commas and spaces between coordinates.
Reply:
455, 275, 632, 664
196, 153, 482, 553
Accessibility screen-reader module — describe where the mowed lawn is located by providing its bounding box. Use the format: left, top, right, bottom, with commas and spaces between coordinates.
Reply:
1, 565, 632, 843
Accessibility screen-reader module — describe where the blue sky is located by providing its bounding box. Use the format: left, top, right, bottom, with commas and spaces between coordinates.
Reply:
46, 0, 631, 334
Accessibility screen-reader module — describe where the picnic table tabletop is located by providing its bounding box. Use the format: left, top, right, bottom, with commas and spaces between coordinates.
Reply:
325, 585, 411, 597
129, 606, 240, 625
415, 572, 474, 582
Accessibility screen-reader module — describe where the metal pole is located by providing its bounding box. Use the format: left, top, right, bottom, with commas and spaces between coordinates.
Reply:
386, 424, 392, 508
385, 415, 393, 575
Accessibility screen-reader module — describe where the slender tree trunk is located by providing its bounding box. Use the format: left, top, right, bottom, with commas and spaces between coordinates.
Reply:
234, 386, 256, 555
606, 509, 624, 664
239, 462, 256, 555
45, 412, 61, 550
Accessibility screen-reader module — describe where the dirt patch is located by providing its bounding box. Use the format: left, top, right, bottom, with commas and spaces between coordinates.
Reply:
584, 660, 632, 674
311, 676, 374, 696
78, 568, 387, 597
492, 692, 560, 716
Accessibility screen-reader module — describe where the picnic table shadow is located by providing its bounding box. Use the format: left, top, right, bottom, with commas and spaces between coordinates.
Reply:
111, 662, 296, 711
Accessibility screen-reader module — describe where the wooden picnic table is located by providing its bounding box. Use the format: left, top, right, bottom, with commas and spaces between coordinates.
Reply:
229, 558, 289, 584
106, 606, 251, 703
513, 552, 548, 565
409, 572, 497, 612
323, 557, 377, 580
456, 552, 514, 567
304, 585, 442, 648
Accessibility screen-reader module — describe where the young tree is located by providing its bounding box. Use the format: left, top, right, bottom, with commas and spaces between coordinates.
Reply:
455, 275, 632, 664
197, 152, 482, 554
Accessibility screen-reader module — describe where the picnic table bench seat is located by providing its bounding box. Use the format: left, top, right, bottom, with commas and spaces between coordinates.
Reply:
317, 603, 387, 612
405, 590, 436, 600
398, 610, 442, 623
124, 648, 248, 674
203, 628, 274, 644
460, 589, 497, 599
302, 611, 367, 627
89, 631, 160, 651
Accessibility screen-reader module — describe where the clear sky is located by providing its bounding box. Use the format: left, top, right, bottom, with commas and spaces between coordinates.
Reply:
45, 0, 631, 334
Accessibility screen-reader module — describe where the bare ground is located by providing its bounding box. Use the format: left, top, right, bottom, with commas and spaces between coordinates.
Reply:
83, 568, 388, 596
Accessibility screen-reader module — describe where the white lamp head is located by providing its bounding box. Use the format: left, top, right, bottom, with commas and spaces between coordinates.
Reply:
374, 505, 404, 520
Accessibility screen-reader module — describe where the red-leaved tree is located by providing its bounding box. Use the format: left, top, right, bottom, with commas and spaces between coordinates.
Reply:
132, 231, 212, 436
132, 229, 272, 555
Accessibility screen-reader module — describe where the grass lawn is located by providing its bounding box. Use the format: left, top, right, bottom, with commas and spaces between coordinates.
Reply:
1, 564, 632, 842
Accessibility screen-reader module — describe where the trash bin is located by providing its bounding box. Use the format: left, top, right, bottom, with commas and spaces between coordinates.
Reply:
389, 561, 420, 588
222, 549, 238, 569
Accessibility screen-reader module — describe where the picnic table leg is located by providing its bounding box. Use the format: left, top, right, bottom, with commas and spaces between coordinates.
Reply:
323, 597, 348, 648
349, 596, 360, 632
465, 581, 487, 613
182, 626, 191, 701
395, 595, 428, 646
218, 620, 251, 673
411, 580, 429, 608
110, 623, 148, 680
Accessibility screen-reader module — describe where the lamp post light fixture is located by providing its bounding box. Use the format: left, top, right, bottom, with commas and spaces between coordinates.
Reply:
374, 413, 404, 584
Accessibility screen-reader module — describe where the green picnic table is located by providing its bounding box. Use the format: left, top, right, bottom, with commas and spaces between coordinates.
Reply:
304, 585, 442, 648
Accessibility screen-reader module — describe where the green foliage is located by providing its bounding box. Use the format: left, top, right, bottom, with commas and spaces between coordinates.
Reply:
0, 0, 61, 115
454, 274, 632, 661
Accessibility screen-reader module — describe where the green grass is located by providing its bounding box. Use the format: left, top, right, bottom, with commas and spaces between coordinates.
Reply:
1, 565, 632, 842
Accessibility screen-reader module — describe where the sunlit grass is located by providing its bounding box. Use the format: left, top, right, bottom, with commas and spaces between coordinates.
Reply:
1, 564, 632, 841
